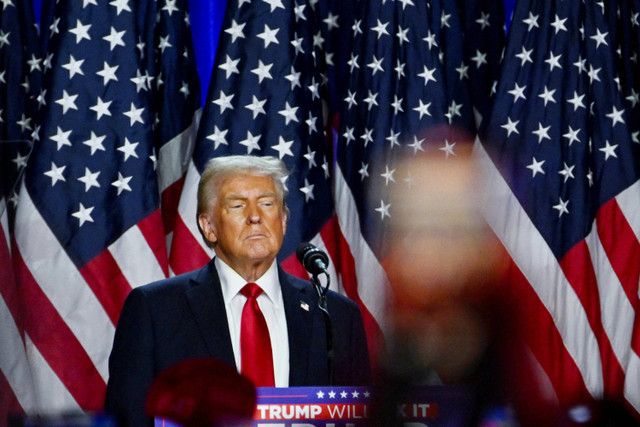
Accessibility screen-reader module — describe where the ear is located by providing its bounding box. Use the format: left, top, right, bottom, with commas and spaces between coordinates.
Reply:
197, 213, 218, 245
281, 211, 287, 235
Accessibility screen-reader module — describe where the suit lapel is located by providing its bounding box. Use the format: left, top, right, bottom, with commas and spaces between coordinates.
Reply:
280, 269, 317, 385
184, 260, 236, 367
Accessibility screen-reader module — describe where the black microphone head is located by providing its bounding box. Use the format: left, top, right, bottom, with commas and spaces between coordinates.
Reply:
296, 242, 329, 274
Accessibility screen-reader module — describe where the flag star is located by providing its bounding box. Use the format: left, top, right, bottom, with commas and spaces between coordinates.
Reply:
239, 131, 261, 153
471, 50, 487, 67
367, 55, 384, 75
97, 61, 119, 85
418, 66, 436, 85
72, 203, 95, 227
588, 65, 601, 83
158, 35, 172, 53
50, 126, 72, 150
522, 12, 539, 30
358, 162, 369, 181
408, 136, 425, 154
632, 131, 640, 144
501, 117, 519, 136
306, 112, 318, 134
440, 140, 456, 157
381, 166, 396, 186
532, 122, 551, 143
16, 115, 32, 132
213, 90, 234, 113
308, 78, 320, 100
251, 60, 273, 83
90, 97, 112, 120
299, 178, 315, 202
476, 11, 491, 29
219, 55, 240, 78
558, 162, 575, 182
328, 390, 336, 399
347, 54, 360, 72
285, 66, 301, 89
343, 127, 355, 144
386, 130, 401, 149
245, 95, 267, 118
563, 126, 581, 146
397, 0, 415, 9
290, 34, 305, 55
0, 30, 9, 47
371, 19, 389, 39
304, 146, 316, 168
423, 30, 438, 49
55, 90, 78, 114
567, 91, 586, 111
294, 3, 306, 21
508, 83, 527, 102
262, 0, 285, 12
515, 46, 533, 66
627, 88, 640, 107
590, 28, 608, 48
413, 100, 431, 119
526, 157, 545, 177
257, 24, 279, 48
538, 86, 556, 106
391, 95, 403, 114
117, 137, 139, 160
123, 102, 144, 125
83, 131, 107, 155
206, 125, 228, 149
599, 140, 618, 160
271, 136, 294, 159
363, 90, 378, 110
36, 88, 47, 107
553, 198, 569, 217
225, 19, 246, 42
12, 152, 28, 169
360, 128, 374, 147
396, 26, 409, 45
395, 60, 406, 79
344, 90, 357, 109
103, 26, 126, 50
44, 162, 66, 186
111, 171, 133, 195
109, 0, 131, 14
573, 56, 587, 74
550, 14, 568, 33
445, 100, 463, 123
441, 12, 451, 27
62, 55, 85, 78
545, 52, 563, 71
316, 391, 324, 399
456, 62, 469, 80
352, 19, 362, 34
312, 31, 324, 48
69, 19, 92, 43
606, 106, 625, 126
375, 199, 391, 220
77, 167, 101, 192
277, 102, 298, 125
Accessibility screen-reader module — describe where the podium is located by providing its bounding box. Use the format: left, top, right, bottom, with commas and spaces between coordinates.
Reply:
155, 385, 482, 426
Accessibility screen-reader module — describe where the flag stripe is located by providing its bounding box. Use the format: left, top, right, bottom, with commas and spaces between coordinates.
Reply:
24, 334, 83, 413
169, 214, 212, 275
14, 190, 114, 381
558, 240, 626, 399
333, 163, 389, 328
475, 139, 604, 398
12, 248, 105, 410
157, 110, 201, 194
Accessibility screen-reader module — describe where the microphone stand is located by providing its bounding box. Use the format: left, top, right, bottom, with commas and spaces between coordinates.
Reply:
310, 270, 334, 386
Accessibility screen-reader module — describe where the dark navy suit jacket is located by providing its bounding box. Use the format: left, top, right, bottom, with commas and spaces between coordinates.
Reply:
104, 259, 371, 426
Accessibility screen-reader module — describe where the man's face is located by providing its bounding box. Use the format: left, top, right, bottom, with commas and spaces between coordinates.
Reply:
199, 174, 287, 275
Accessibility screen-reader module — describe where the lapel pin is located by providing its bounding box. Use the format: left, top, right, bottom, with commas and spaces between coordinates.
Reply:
300, 301, 309, 311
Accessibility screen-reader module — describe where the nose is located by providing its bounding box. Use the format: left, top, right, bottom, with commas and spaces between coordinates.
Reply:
247, 203, 262, 224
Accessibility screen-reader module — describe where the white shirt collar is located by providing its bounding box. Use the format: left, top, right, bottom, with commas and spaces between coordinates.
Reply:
215, 256, 281, 304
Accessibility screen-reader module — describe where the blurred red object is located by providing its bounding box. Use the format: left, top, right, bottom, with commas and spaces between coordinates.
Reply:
146, 358, 256, 427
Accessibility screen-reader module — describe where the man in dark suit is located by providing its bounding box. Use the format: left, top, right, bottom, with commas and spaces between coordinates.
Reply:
104, 155, 371, 426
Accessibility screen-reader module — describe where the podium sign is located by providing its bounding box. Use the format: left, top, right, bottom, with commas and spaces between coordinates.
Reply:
155, 385, 476, 426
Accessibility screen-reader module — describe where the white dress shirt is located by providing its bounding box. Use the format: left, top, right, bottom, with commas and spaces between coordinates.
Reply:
215, 256, 290, 387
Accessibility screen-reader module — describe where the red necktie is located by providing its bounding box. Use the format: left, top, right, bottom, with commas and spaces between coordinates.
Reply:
239, 283, 275, 387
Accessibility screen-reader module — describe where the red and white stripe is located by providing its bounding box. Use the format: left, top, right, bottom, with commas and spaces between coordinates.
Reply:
475, 139, 640, 414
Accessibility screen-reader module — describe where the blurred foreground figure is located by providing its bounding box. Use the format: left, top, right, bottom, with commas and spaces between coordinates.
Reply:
373, 143, 518, 425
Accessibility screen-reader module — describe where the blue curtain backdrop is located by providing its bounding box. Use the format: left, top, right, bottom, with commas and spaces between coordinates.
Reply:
33, 0, 517, 106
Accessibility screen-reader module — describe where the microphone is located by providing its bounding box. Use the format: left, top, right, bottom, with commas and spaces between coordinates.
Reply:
296, 242, 329, 275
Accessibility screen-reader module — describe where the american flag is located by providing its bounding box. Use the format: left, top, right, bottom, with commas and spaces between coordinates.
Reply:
0, 0, 42, 420
8, 0, 199, 416
477, 0, 640, 416
169, 0, 335, 279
